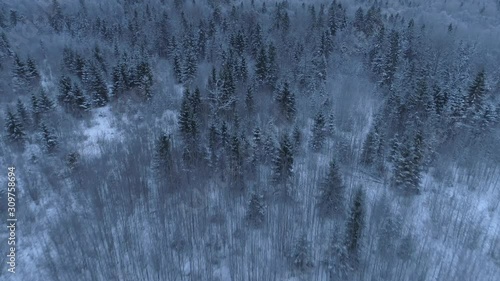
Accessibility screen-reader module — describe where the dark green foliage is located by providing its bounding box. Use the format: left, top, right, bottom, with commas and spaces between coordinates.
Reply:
246, 192, 265, 227
317, 160, 345, 218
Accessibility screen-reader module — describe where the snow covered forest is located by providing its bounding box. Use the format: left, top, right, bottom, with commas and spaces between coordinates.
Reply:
0, 0, 500, 280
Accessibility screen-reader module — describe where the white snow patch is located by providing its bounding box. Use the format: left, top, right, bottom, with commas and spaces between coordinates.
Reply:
80, 106, 122, 158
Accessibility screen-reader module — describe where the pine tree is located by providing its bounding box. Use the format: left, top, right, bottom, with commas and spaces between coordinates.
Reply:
178, 89, 195, 141
49, 0, 64, 33
39, 90, 55, 113
276, 82, 296, 121
392, 130, 423, 194
13, 54, 26, 81
16, 99, 30, 128
292, 125, 302, 152
58, 75, 73, 107
31, 93, 41, 126
40, 122, 58, 153
273, 134, 294, 186
136, 60, 154, 100
73, 83, 90, 113
90, 66, 109, 107
345, 188, 365, 267
252, 127, 262, 163
25, 57, 39, 80
292, 234, 313, 272
246, 192, 266, 228
267, 43, 278, 86
245, 87, 255, 113
255, 47, 267, 84
5, 110, 25, 143
383, 30, 400, 87
311, 112, 327, 151
466, 70, 486, 109
229, 135, 244, 190
353, 7, 365, 33
153, 133, 174, 178
173, 54, 182, 83
317, 160, 346, 218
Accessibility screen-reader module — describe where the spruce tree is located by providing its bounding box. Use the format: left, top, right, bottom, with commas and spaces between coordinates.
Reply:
245, 87, 255, 113
58, 75, 73, 107
267, 43, 278, 86
255, 47, 267, 84
39, 90, 55, 113
90, 66, 109, 107
73, 83, 90, 113
383, 30, 400, 87
273, 134, 294, 186
466, 70, 486, 110
25, 57, 39, 80
345, 188, 365, 267
292, 234, 313, 272
317, 160, 345, 218
16, 99, 30, 128
246, 192, 266, 228
5, 110, 25, 143
276, 82, 296, 121
153, 134, 174, 178
173, 54, 182, 83
40, 122, 58, 153
229, 135, 244, 190
311, 112, 327, 151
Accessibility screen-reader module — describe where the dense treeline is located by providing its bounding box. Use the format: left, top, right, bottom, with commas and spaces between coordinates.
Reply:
1, 0, 499, 280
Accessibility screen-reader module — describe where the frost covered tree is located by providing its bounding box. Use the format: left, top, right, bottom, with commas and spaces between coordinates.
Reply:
311, 111, 327, 151
344, 188, 365, 268
40, 122, 58, 153
276, 82, 296, 121
4, 110, 25, 144
291, 234, 313, 272
153, 133, 174, 179
317, 159, 345, 218
273, 134, 294, 187
246, 192, 265, 228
